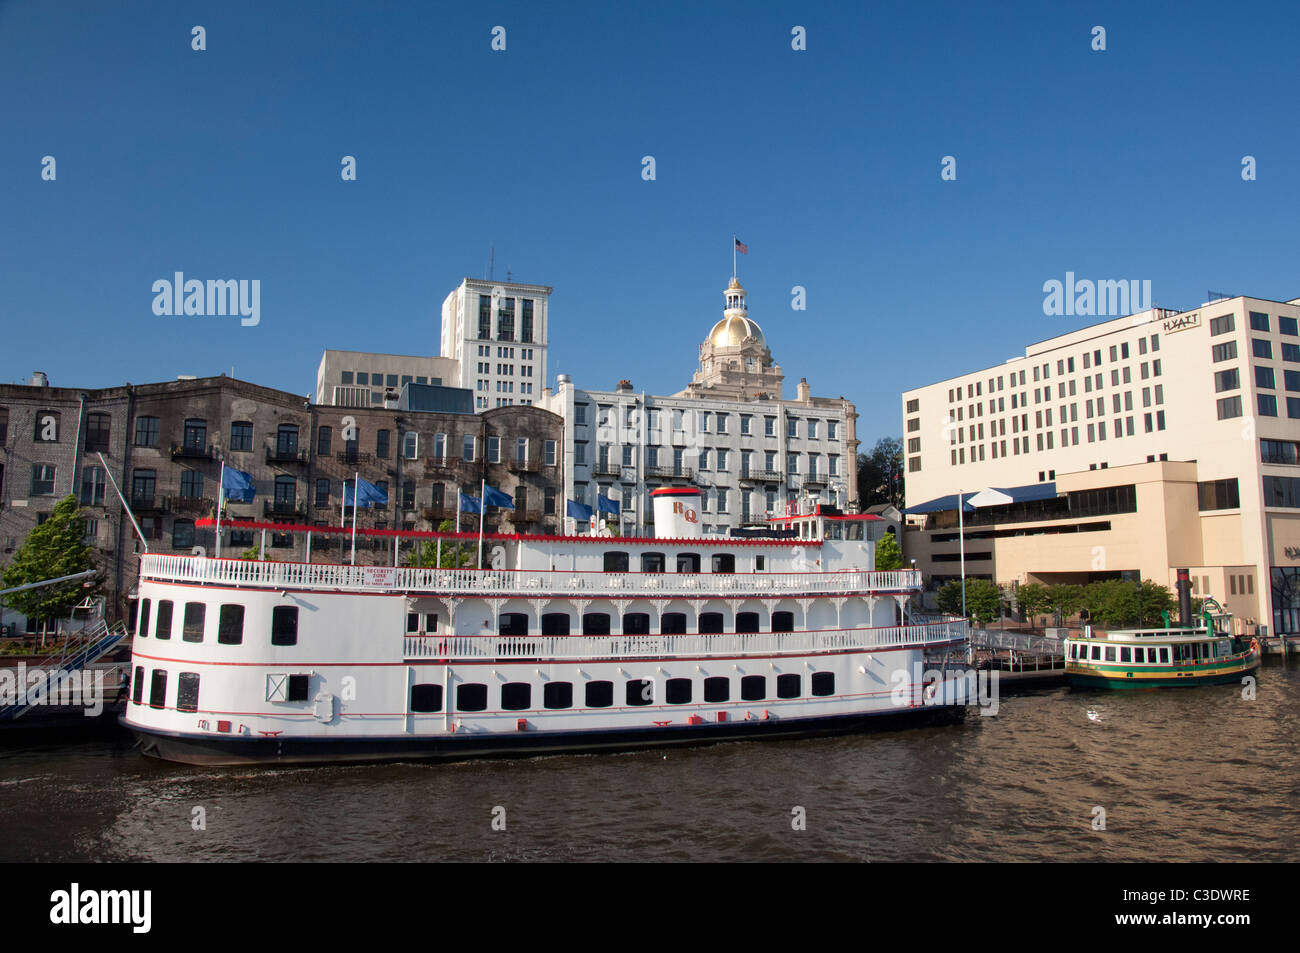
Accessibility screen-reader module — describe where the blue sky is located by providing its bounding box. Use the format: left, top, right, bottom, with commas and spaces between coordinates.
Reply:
2, 0, 1297, 449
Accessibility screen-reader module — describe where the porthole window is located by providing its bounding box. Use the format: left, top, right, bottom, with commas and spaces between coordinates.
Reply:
411, 684, 444, 712
811, 672, 835, 696
543, 682, 573, 709
704, 676, 729, 702
457, 683, 488, 712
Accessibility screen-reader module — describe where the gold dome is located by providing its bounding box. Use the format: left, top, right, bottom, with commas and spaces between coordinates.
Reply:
708, 314, 765, 348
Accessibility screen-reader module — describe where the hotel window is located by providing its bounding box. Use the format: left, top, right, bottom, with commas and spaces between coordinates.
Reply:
1033, 366, 1039, 382
1109, 345, 1118, 362
1151, 334, 1160, 351
1257, 366, 1276, 389
1250, 311, 1270, 331
1140, 362, 1149, 379
1210, 314, 1235, 336
134, 415, 160, 447
1111, 370, 1119, 386
1139, 337, 1147, 355
1289, 398, 1300, 419
1263, 475, 1300, 508
1154, 385, 1163, 403
1123, 367, 1131, 384
1284, 343, 1300, 363
1253, 339, 1273, 359
1098, 421, 1107, 440
1212, 341, 1238, 363
1144, 413, 1153, 432
1083, 352, 1091, 369
1215, 369, 1239, 392
1217, 396, 1243, 419
1282, 316, 1299, 336
1259, 394, 1279, 417
1286, 370, 1300, 392
1151, 360, 1160, 376
1057, 359, 1064, 375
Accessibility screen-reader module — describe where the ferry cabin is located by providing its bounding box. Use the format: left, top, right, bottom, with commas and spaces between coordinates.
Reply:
1064, 626, 1259, 689
123, 494, 968, 764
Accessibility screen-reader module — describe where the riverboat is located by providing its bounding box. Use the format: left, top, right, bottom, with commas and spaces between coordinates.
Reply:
1064, 611, 1260, 690
123, 488, 971, 765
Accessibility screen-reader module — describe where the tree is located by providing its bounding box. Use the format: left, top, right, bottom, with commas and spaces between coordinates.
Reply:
1015, 582, 1051, 626
405, 521, 473, 568
935, 578, 1003, 626
875, 531, 904, 570
1046, 583, 1083, 626
1, 495, 100, 631
856, 437, 905, 509
1081, 579, 1174, 628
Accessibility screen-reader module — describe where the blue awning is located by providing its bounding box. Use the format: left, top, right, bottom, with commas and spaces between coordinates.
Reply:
904, 482, 1057, 515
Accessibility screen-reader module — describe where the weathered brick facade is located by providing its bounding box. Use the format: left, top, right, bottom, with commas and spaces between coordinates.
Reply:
1, 375, 564, 629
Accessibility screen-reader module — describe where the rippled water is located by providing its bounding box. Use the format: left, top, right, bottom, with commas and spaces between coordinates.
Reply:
3, 665, 1298, 862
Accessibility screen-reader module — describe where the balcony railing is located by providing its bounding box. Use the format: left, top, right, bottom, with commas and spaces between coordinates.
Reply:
403, 622, 965, 661
592, 461, 624, 477
139, 554, 924, 598
337, 450, 373, 466
266, 446, 308, 465
507, 458, 541, 474
130, 494, 162, 512
739, 469, 783, 483
164, 495, 215, 515
646, 465, 695, 481
262, 499, 305, 518
421, 504, 456, 522
170, 443, 214, 461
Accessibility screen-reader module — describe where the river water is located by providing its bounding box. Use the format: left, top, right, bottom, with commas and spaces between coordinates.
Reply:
3, 665, 1297, 862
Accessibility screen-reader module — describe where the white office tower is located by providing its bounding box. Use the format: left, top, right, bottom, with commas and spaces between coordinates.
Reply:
440, 278, 553, 410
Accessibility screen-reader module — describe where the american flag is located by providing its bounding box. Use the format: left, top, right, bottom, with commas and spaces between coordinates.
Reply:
734, 237, 748, 255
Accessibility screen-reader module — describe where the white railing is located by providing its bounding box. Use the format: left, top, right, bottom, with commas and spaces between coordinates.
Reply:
139, 555, 922, 598
402, 621, 967, 661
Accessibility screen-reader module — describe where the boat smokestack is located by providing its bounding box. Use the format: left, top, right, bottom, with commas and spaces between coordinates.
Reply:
650, 487, 703, 539
1176, 568, 1192, 625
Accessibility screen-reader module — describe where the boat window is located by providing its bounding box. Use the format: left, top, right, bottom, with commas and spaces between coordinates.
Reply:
698, 612, 724, 634
1133, 647, 1145, 663
666, 678, 692, 704
704, 677, 729, 702
736, 612, 760, 634
582, 612, 611, 635
623, 612, 650, 635
287, 675, 310, 702
711, 553, 736, 573
271, 606, 299, 646
740, 675, 766, 701
1120, 646, 1131, 663
777, 673, 802, 698
1104, 646, 1116, 662
137, 599, 151, 638
827, 523, 843, 540
626, 679, 654, 706
845, 523, 864, 541
544, 682, 573, 709
457, 684, 487, 711
499, 612, 529, 636
755, 555, 766, 571
541, 612, 571, 635
175, 672, 200, 713
218, 605, 244, 645
811, 672, 835, 696
661, 612, 687, 635
1090, 645, 1101, 661
501, 683, 531, 711
641, 552, 665, 573
425, 613, 439, 632
771, 611, 794, 633
182, 603, 206, 642
410, 684, 443, 712
1159, 647, 1169, 663
585, 680, 614, 708
676, 553, 701, 573
149, 669, 168, 709
155, 600, 173, 640
131, 665, 145, 705
603, 551, 629, 572
406, 612, 420, 634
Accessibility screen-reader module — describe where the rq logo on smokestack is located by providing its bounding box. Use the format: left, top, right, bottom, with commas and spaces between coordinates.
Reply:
1042, 272, 1151, 317
151, 272, 260, 326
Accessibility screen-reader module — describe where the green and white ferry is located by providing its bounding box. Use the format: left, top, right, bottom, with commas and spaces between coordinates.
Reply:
1065, 610, 1261, 690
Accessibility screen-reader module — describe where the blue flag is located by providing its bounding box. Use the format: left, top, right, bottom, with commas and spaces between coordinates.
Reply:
596, 494, 620, 514
459, 492, 482, 514
221, 467, 255, 503
566, 499, 593, 520
483, 484, 515, 509
344, 477, 387, 508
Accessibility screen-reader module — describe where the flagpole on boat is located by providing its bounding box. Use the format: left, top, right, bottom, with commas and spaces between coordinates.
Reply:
478, 478, 486, 569
351, 470, 359, 565
215, 460, 225, 559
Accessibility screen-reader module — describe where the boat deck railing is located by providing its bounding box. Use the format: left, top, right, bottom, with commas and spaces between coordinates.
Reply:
139, 555, 922, 598
403, 620, 968, 661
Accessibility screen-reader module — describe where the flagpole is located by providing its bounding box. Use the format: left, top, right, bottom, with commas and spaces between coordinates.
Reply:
351, 470, 359, 565
215, 460, 225, 559
478, 478, 486, 569
732, 234, 736, 279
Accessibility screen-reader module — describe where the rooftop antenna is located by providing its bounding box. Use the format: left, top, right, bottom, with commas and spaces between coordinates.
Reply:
488, 244, 495, 281
506, 267, 512, 282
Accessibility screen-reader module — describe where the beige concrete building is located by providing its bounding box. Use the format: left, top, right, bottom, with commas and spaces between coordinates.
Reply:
315, 350, 460, 408
900, 294, 1300, 636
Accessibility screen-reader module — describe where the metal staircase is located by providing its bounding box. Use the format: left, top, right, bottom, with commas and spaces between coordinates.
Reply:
0, 618, 129, 721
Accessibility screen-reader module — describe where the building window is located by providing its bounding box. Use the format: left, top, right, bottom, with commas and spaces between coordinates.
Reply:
1263, 476, 1300, 508
1250, 311, 1270, 332
1217, 396, 1243, 420
375, 429, 390, 459
463, 434, 476, 461
1215, 368, 1239, 392
402, 431, 417, 459
1259, 394, 1279, 417
80, 466, 105, 505
1253, 339, 1273, 359
180, 470, 203, 498
1210, 314, 1235, 336
228, 421, 253, 452
172, 520, 195, 549
315, 478, 331, 507
1257, 366, 1276, 389
29, 464, 56, 496
317, 426, 332, 456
